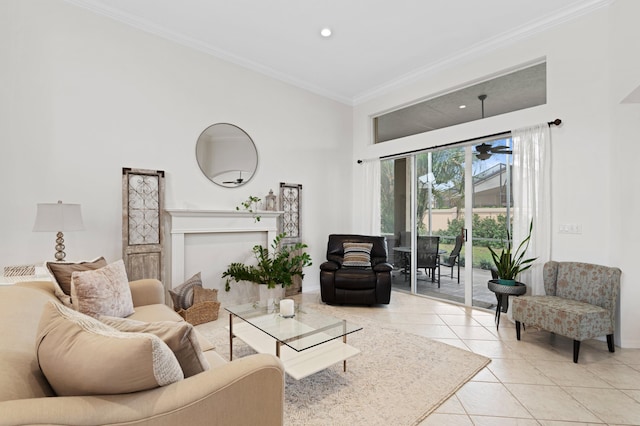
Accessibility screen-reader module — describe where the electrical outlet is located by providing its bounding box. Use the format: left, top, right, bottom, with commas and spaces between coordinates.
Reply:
559, 224, 582, 234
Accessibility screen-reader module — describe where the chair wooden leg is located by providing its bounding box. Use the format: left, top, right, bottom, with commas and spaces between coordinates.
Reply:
515, 321, 521, 340
573, 340, 580, 363
607, 334, 615, 353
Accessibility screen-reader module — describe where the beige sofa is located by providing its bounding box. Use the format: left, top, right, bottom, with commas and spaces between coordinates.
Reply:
0, 280, 285, 425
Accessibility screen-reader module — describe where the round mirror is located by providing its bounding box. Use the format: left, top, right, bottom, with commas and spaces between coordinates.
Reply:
195, 123, 258, 188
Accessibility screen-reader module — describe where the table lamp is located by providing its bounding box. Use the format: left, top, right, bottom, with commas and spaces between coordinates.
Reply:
33, 200, 84, 261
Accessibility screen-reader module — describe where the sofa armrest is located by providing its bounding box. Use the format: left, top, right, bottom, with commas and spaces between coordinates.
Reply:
129, 279, 165, 307
0, 354, 285, 426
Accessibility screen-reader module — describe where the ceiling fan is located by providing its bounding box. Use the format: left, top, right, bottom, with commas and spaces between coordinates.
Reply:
473, 94, 513, 160
475, 142, 512, 160
222, 171, 245, 185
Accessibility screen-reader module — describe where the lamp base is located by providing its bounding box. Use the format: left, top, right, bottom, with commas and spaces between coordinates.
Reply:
54, 232, 66, 261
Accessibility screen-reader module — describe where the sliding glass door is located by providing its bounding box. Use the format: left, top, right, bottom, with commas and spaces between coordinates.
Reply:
414, 148, 466, 301
381, 157, 413, 293
382, 137, 513, 309
470, 137, 513, 308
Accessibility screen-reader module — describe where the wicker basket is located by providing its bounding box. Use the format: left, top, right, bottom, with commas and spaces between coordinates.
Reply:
176, 301, 221, 326
4, 264, 36, 276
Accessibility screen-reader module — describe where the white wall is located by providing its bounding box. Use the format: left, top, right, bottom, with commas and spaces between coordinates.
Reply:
353, 3, 640, 348
1, 0, 353, 293
608, 0, 640, 349
3, 0, 638, 347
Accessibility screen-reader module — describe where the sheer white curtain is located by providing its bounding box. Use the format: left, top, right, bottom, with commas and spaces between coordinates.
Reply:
511, 123, 551, 296
360, 160, 381, 235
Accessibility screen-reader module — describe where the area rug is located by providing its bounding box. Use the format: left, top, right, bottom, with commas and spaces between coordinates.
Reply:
197, 303, 490, 426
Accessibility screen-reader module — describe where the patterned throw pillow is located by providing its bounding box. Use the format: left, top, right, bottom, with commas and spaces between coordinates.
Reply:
70, 259, 134, 318
36, 302, 183, 396
99, 316, 210, 378
342, 242, 373, 267
46, 257, 108, 306
169, 273, 203, 310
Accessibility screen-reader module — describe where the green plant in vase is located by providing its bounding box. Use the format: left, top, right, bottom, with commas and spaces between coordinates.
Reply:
488, 220, 537, 285
222, 233, 312, 291
236, 195, 261, 222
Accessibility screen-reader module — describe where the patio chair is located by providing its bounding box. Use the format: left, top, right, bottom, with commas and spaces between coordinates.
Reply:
393, 230, 412, 269
438, 234, 463, 283
398, 231, 412, 247
417, 236, 440, 287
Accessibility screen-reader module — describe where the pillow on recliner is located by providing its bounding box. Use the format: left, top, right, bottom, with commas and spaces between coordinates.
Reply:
342, 242, 373, 267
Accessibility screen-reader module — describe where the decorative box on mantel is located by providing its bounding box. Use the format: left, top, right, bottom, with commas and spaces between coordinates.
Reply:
164, 209, 283, 291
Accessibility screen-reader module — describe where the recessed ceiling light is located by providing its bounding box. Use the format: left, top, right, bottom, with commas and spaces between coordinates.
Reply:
320, 28, 332, 38
459, 105, 466, 109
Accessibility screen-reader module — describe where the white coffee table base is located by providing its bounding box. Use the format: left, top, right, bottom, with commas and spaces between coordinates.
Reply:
228, 321, 360, 380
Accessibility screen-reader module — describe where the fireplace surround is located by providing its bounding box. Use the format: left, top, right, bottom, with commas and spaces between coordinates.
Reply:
165, 209, 282, 302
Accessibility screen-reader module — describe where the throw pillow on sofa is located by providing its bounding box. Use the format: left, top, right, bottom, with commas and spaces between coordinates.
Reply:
169, 272, 203, 310
99, 316, 210, 377
46, 257, 108, 306
70, 259, 134, 318
36, 302, 183, 396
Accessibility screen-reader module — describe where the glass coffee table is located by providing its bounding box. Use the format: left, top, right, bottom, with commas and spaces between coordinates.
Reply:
226, 303, 362, 380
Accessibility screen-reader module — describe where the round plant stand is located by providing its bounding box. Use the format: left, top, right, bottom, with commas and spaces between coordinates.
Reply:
487, 280, 526, 329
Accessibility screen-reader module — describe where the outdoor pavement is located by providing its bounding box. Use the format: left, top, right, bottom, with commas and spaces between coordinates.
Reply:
391, 266, 498, 309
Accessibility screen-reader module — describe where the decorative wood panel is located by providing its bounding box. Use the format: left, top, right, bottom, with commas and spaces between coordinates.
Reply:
280, 182, 302, 296
279, 182, 302, 242
122, 168, 165, 285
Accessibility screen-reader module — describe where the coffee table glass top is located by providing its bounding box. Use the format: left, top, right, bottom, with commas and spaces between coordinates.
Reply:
226, 303, 362, 352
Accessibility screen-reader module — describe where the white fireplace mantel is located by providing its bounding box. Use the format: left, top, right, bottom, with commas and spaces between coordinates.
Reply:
165, 209, 282, 287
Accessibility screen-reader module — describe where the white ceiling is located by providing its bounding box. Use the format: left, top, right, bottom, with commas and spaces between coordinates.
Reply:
67, 0, 611, 105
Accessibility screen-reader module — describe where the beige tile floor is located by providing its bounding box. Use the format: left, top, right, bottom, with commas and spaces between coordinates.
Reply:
297, 290, 640, 425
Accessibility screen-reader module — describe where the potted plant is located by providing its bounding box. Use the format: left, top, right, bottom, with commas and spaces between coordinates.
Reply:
488, 220, 537, 286
222, 233, 312, 294
236, 195, 262, 222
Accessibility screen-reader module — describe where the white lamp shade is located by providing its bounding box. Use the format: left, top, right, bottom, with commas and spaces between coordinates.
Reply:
33, 202, 84, 232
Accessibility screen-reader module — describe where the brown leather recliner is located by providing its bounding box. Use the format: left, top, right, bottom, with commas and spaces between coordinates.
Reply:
320, 234, 392, 305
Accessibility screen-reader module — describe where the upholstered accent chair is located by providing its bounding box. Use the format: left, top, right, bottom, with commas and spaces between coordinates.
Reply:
319, 234, 392, 305
512, 261, 621, 363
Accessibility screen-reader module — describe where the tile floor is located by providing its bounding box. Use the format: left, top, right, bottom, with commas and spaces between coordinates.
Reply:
296, 290, 640, 425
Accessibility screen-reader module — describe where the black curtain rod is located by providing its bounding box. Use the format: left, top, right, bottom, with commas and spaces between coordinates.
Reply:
357, 118, 562, 163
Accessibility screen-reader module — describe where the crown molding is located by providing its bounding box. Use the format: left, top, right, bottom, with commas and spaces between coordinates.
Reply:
64, 0, 353, 105
66, 0, 614, 107
352, 0, 615, 105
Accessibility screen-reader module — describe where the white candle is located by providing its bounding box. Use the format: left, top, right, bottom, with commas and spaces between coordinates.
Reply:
280, 299, 295, 317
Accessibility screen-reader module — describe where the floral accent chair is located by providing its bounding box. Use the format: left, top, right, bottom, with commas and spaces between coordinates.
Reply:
512, 261, 621, 363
